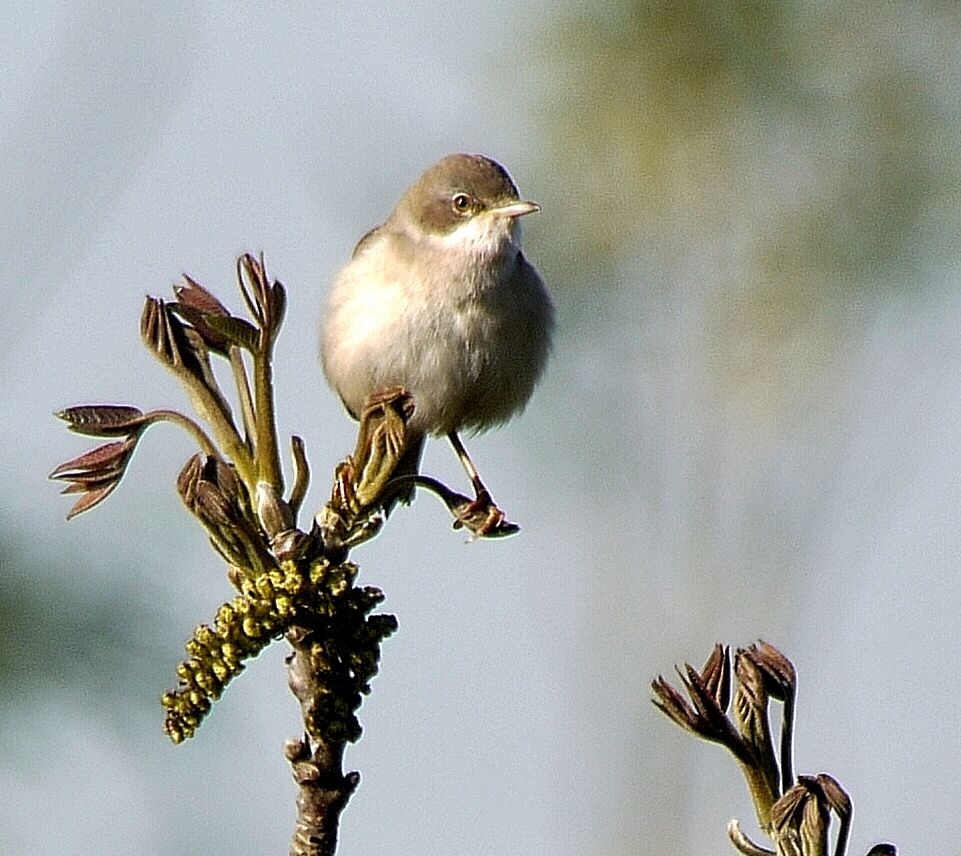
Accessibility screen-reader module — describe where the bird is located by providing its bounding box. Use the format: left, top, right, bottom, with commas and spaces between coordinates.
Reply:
320, 152, 555, 534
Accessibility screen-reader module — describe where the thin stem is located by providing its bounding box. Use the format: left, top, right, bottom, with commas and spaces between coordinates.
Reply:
288, 435, 310, 515
833, 819, 851, 856
253, 345, 283, 491
832, 800, 851, 856
179, 377, 256, 486
145, 409, 222, 460
780, 690, 795, 796
229, 347, 257, 454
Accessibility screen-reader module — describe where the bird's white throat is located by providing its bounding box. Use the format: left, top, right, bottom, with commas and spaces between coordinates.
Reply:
424, 213, 520, 261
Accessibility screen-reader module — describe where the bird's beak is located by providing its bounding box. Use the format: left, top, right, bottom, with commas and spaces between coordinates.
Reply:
490, 200, 540, 218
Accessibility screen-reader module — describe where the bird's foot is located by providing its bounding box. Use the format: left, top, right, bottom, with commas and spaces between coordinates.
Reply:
406, 476, 519, 538
450, 488, 520, 539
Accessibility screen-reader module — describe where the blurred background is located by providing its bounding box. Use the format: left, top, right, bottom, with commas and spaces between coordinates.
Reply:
2, 1, 959, 853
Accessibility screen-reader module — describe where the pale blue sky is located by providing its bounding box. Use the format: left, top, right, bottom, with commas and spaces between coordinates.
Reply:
3, 3, 960, 854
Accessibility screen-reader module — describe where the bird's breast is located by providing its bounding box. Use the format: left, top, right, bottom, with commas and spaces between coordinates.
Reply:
321, 233, 547, 436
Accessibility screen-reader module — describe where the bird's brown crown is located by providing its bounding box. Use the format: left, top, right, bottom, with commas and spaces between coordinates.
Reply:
396, 153, 522, 236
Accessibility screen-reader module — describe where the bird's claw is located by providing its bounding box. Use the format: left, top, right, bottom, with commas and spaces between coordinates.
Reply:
402, 476, 519, 538
450, 490, 520, 538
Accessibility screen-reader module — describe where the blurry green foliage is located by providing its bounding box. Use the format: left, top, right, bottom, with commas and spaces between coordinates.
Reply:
544, 0, 960, 281
0, 535, 166, 708
536, 0, 961, 413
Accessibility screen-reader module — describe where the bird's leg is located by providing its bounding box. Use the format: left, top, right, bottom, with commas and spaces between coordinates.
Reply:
447, 430, 493, 502
401, 473, 520, 539
445, 431, 517, 537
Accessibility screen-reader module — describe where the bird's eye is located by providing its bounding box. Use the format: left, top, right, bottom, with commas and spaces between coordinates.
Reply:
451, 193, 472, 214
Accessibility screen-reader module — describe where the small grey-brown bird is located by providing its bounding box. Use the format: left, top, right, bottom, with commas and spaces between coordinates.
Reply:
320, 153, 555, 526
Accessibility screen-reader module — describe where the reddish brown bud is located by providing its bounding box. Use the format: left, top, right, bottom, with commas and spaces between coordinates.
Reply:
56, 405, 147, 437
49, 437, 138, 518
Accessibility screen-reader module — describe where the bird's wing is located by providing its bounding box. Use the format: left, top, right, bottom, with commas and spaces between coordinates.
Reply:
351, 223, 386, 258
